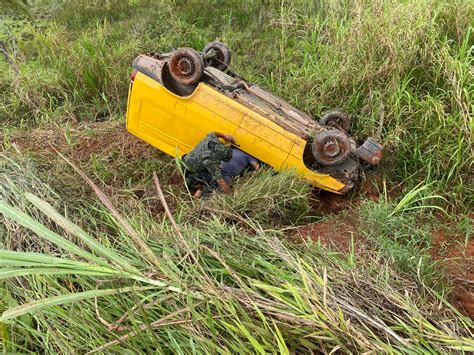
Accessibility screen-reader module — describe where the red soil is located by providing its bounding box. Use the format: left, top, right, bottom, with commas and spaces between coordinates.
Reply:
430, 227, 474, 319
7, 123, 155, 161
295, 221, 362, 254
296, 216, 474, 320
311, 190, 350, 215
310, 173, 387, 216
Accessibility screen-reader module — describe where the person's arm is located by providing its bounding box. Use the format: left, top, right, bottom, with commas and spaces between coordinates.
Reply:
216, 178, 232, 194
247, 154, 260, 171
250, 161, 260, 171
193, 186, 204, 198
213, 132, 236, 144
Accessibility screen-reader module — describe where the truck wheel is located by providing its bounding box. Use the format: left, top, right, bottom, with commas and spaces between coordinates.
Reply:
203, 41, 231, 71
312, 129, 351, 166
319, 109, 352, 132
169, 48, 204, 86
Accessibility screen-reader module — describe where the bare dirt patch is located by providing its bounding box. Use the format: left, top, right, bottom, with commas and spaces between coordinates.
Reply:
358, 173, 383, 201
3, 122, 176, 217
295, 221, 362, 254
296, 215, 474, 320
6, 122, 155, 161
430, 227, 474, 319
311, 190, 350, 215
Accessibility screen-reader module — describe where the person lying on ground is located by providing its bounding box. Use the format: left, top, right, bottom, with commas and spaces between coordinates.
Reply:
193, 148, 260, 198
220, 148, 260, 185
182, 132, 235, 197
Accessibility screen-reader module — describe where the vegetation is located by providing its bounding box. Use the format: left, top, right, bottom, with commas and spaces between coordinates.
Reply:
1, 0, 473, 352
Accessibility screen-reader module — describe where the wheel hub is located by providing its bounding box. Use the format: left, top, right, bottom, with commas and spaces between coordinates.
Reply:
176, 57, 194, 77
312, 129, 352, 166
322, 138, 342, 158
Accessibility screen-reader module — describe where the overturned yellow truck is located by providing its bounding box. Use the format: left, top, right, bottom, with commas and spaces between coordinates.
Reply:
126, 42, 382, 194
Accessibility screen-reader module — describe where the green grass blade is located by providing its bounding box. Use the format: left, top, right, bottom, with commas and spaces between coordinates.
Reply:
0, 200, 106, 265
448, 345, 474, 351
24, 192, 141, 275
0, 250, 123, 275
0, 267, 117, 280
0, 286, 156, 321
58, 153, 161, 267
0, 250, 100, 268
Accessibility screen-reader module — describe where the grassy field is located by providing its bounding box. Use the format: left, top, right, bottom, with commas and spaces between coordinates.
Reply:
1, 0, 473, 353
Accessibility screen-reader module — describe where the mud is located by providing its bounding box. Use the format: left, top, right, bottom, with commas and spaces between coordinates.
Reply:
430, 227, 474, 319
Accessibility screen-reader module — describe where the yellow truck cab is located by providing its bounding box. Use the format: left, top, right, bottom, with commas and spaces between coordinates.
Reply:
126, 42, 382, 194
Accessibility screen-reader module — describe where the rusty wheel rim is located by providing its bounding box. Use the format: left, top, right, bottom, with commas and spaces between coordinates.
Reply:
312, 129, 351, 166
203, 41, 231, 71
327, 117, 344, 129
169, 48, 204, 85
321, 137, 343, 159
171, 56, 195, 79
205, 49, 223, 66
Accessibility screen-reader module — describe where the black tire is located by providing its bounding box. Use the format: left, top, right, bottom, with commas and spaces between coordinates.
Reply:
169, 47, 204, 86
312, 129, 352, 166
319, 109, 352, 132
203, 41, 231, 71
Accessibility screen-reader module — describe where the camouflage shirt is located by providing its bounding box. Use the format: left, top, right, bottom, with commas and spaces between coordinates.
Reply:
183, 133, 232, 181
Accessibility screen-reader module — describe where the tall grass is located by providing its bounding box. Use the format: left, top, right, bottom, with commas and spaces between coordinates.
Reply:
1, 161, 473, 352
181, 168, 312, 226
